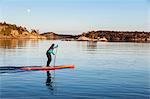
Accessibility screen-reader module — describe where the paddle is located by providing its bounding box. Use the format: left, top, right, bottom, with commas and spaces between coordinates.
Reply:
53, 45, 58, 67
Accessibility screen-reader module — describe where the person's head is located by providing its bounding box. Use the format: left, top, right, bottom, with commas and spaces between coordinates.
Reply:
50, 43, 55, 49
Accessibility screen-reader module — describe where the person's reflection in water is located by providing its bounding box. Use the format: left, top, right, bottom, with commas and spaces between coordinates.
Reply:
46, 71, 54, 91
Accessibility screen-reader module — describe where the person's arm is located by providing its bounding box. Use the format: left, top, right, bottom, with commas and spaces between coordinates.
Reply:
54, 45, 58, 48
51, 50, 55, 55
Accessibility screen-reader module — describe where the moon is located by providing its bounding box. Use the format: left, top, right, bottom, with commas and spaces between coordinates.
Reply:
27, 9, 31, 13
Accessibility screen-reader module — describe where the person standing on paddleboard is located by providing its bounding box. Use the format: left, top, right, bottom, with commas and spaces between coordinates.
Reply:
46, 43, 58, 66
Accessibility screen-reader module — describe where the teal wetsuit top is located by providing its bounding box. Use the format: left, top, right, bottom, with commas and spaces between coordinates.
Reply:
48, 45, 58, 55
48, 49, 55, 55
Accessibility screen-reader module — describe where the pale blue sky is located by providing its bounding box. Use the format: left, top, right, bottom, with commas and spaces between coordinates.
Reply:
0, 0, 149, 34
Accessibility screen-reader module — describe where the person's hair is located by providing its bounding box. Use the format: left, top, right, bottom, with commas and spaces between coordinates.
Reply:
50, 43, 55, 49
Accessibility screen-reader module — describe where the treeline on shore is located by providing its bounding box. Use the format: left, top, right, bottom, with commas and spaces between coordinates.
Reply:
80, 30, 150, 42
0, 22, 150, 42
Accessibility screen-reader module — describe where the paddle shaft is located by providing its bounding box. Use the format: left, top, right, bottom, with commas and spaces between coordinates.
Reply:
53, 47, 58, 67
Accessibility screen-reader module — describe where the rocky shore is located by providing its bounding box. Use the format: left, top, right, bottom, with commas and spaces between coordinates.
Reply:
0, 22, 46, 39
0, 22, 150, 42
78, 30, 150, 42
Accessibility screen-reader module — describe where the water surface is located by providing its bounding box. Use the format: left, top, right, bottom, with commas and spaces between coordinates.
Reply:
0, 39, 150, 99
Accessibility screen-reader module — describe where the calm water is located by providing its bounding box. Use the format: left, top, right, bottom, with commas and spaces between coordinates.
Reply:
0, 39, 150, 99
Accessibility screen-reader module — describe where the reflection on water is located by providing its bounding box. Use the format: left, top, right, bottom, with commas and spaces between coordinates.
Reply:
0, 39, 27, 49
87, 41, 97, 50
46, 71, 53, 90
76, 41, 97, 51
0, 40, 150, 99
0, 39, 40, 49
46, 71, 58, 95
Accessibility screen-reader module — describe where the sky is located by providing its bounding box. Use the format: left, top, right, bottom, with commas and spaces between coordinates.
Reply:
0, 0, 149, 34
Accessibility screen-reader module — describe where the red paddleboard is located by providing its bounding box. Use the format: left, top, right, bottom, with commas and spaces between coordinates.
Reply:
20, 65, 75, 71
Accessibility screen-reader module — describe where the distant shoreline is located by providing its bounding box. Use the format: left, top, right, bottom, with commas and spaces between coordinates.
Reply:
0, 22, 150, 42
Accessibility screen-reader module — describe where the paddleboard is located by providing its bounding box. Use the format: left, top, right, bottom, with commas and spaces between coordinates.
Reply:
20, 65, 75, 71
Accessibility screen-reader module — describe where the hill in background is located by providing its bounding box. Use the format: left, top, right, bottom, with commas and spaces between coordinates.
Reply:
0, 22, 149, 42
0, 22, 46, 39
